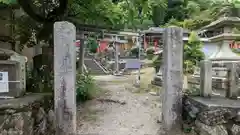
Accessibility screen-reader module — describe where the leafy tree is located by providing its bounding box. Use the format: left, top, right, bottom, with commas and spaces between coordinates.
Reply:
86, 37, 99, 53
0, 0, 16, 4
183, 31, 205, 74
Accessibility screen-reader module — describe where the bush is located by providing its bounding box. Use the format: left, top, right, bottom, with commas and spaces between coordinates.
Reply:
76, 72, 96, 102
183, 31, 205, 74
26, 65, 53, 93
146, 47, 155, 59
130, 46, 144, 57
86, 38, 98, 53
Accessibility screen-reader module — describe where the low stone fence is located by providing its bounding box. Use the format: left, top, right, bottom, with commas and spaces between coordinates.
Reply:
0, 93, 54, 135
183, 96, 240, 135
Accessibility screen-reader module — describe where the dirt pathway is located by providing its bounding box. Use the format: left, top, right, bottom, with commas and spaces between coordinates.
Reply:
77, 75, 161, 135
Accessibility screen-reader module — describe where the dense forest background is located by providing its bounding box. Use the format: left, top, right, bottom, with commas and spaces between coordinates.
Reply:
0, 0, 239, 50
1, 0, 240, 30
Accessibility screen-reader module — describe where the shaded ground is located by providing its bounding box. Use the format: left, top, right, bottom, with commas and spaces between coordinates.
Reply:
77, 68, 161, 135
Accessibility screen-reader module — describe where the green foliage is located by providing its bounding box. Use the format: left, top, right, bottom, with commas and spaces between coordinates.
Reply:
183, 31, 205, 74
76, 72, 96, 102
26, 65, 54, 93
145, 47, 155, 59
130, 46, 144, 57
233, 27, 240, 34
152, 3, 166, 26
86, 38, 99, 53
0, 0, 16, 4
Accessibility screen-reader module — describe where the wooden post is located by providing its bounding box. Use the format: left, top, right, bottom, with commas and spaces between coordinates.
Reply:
54, 21, 77, 135
161, 27, 183, 135
200, 60, 212, 97
226, 62, 239, 99
78, 33, 85, 74
114, 37, 120, 74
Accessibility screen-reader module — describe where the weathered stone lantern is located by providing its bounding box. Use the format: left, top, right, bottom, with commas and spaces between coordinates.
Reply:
192, 17, 240, 92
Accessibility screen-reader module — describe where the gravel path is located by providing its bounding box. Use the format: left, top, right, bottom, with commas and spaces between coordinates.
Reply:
77, 75, 161, 135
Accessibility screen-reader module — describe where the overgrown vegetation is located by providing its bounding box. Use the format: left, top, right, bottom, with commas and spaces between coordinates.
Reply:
76, 72, 97, 102
86, 37, 99, 53
146, 47, 155, 60
27, 65, 97, 102
26, 65, 53, 93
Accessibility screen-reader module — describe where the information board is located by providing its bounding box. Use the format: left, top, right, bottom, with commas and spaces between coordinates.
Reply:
0, 72, 9, 93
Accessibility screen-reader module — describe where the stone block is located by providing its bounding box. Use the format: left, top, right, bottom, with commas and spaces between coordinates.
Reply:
0, 93, 54, 135
183, 96, 240, 135
195, 120, 227, 135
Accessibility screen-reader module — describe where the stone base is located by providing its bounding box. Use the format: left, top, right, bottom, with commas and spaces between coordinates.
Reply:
151, 75, 163, 86
183, 96, 240, 135
0, 93, 54, 135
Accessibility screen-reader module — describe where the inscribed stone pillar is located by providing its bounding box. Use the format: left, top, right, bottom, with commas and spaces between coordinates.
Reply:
161, 26, 183, 135
54, 21, 77, 135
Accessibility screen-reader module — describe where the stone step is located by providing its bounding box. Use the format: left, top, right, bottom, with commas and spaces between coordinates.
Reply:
84, 59, 109, 75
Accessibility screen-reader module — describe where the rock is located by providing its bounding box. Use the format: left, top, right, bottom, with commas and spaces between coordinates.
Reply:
0, 129, 8, 135
149, 92, 159, 96
231, 124, 240, 135
12, 113, 24, 131
37, 117, 47, 134
5, 109, 16, 114
195, 120, 227, 135
235, 111, 240, 122
47, 110, 54, 124
22, 112, 33, 135
197, 109, 233, 126
0, 94, 53, 135
34, 107, 47, 134
36, 107, 46, 123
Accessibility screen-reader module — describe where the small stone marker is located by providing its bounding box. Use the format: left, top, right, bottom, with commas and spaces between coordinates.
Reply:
226, 62, 239, 99
200, 60, 212, 97
161, 27, 183, 135
54, 21, 77, 135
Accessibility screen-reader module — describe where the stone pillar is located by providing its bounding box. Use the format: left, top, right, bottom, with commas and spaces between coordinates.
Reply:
53, 21, 77, 135
161, 27, 183, 135
226, 62, 239, 99
114, 41, 120, 74
200, 60, 212, 97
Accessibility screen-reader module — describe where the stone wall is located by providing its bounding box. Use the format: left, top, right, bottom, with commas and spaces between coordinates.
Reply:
183, 96, 240, 135
0, 93, 54, 135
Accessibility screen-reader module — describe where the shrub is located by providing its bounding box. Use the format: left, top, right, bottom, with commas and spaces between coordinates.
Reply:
130, 46, 143, 57
146, 47, 155, 59
86, 38, 98, 53
26, 65, 53, 93
183, 31, 205, 74
76, 72, 96, 102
